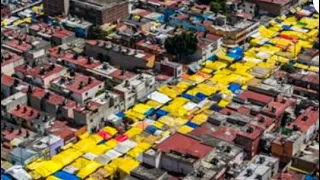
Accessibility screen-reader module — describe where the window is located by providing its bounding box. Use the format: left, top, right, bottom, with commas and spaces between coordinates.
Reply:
90, 119, 93, 123
85, 92, 89, 96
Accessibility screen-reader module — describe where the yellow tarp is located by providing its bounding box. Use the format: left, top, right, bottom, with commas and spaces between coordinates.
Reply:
118, 158, 140, 178
105, 139, 118, 149
191, 114, 208, 125
132, 104, 152, 115
205, 61, 229, 71
89, 144, 112, 155
125, 127, 143, 138
177, 125, 194, 134
146, 100, 162, 109
77, 160, 102, 179
52, 148, 83, 166
73, 138, 98, 153
34, 161, 63, 178
46, 176, 61, 180
125, 109, 145, 121
70, 158, 91, 169
103, 127, 118, 136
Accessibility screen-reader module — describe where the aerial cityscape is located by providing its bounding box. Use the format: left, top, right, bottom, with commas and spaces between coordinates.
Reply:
1, 0, 319, 179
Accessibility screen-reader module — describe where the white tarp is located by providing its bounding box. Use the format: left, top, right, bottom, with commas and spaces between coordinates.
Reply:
183, 102, 198, 111
147, 91, 171, 104
83, 153, 98, 161
256, 52, 271, 60
105, 150, 123, 160
94, 155, 112, 165
6, 166, 32, 180
114, 140, 137, 154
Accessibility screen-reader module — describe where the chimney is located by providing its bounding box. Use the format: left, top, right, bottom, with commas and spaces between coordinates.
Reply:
78, 81, 84, 90
88, 77, 93, 84
29, 110, 34, 116
27, 85, 34, 94
302, 115, 308, 121
25, 131, 30, 138
258, 116, 265, 123
16, 105, 21, 110
246, 127, 254, 133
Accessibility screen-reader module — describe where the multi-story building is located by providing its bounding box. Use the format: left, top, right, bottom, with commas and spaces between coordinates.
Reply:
1, 50, 25, 76
50, 72, 104, 104
15, 63, 67, 88
69, 0, 129, 25
236, 154, 279, 180
85, 40, 156, 70
2, 30, 51, 64
25, 86, 76, 120
8, 104, 56, 134
246, 0, 299, 16
73, 91, 123, 133
29, 23, 76, 46
1, 92, 28, 119
114, 73, 156, 110
43, 0, 69, 16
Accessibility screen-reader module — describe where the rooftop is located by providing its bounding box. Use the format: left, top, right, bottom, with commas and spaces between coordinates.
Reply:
239, 90, 274, 106
262, 97, 295, 118
156, 133, 213, 159
9, 104, 40, 122
86, 40, 155, 62
212, 127, 238, 143
29, 23, 74, 39
51, 72, 103, 94
1, 74, 16, 87
71, 0, 127, 10
288, 106, 319, 132
237, 125, 262, 141
1, 50, 23, 67
60, 53, 102, 70
15, 63, 66, 80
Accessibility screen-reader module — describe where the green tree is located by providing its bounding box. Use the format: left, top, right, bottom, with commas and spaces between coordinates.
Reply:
210, 0, 227, 14
165, 32, 198, 62
89, 25, 106, 40
281, 63, 296, 74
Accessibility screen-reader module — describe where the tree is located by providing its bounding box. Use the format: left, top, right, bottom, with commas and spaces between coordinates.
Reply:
210, 0, 227, 14
165, 33, 198, 62
281, 63, 296, 74
88, 25, 106, 40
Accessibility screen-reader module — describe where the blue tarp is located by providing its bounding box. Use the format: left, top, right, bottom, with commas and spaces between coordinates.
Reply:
305, 175, 318, 180
282, 25, 291, 30
211, 93, 222, 102
55, 171, 80, 180
1, 175, 11, 180
155, 109, 169, 118
210, 104, 223, 112
208, 55, 217, 61
144, 108, 155, 117
227, 47, 244, 61
182, 93, 195, 100
98, 140, 106, 145
228, 83, 241, 93
186, 121, 199, 129
116, 112, 125, 118
275, 18, 282, 23
195, 93, 207, 101
145, 126, 158, 135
